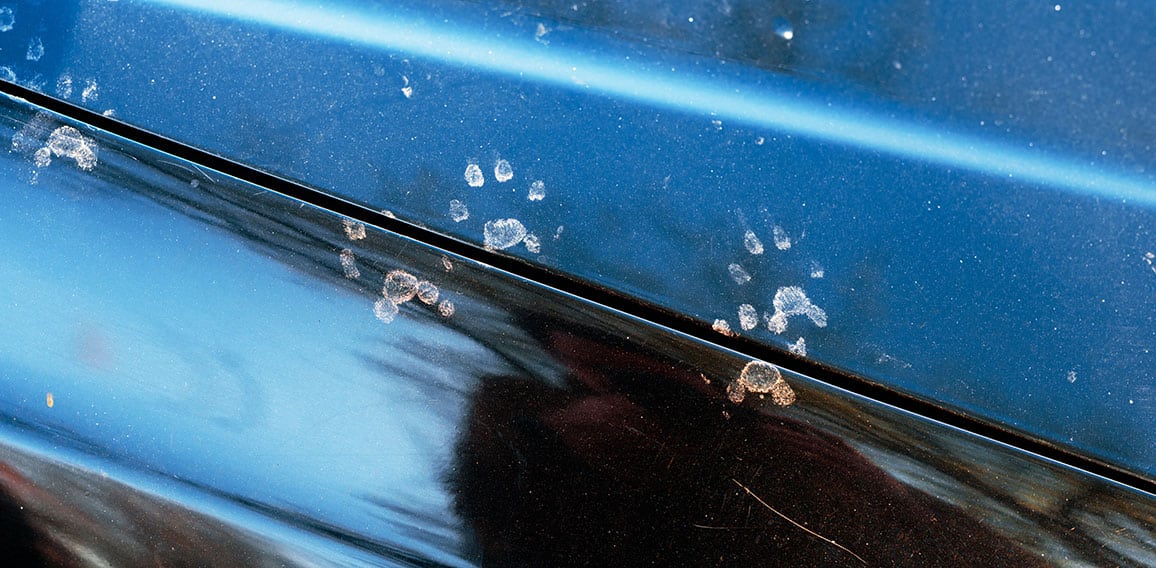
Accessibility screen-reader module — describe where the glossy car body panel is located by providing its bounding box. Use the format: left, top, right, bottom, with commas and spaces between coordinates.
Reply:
2, 0, 1153, 481
0, 96, 1153, 565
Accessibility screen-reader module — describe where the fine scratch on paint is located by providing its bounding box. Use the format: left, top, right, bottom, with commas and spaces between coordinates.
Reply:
731, 479, 867, 565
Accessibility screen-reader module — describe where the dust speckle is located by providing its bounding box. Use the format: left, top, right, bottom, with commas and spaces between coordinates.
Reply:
523, 233, 541, 253
438, 299, 455, 318
484, 218, 528, 250
45, 126, 99, 171
26, 37, 43, 61
0, 7, 13, 32
400, 75, 413, 98
494, 158, 514, 183
728, 263, 751, 285
738, 303, 758, 331
81, 79, 98, 103
45, 392, 53, 408
712, 319, 736, 337
416, 281, 439, 304
449, 199, 469, 222
56, 74, 73, 99
743, 230, 764, 255
535, 22, 550, 44
383, 270, 420, 304
1144, 251, 1156, 274
729, 360, 796, 406
553, 226, 564, 240
711, 119, 723, 131
342, 219, 366, 240
765, 286, 827, 334
755, 136, 765, 145
809, 261, 825, 279
1066, 370, 1077, 384
772, 225, 791, 250
464, 162, 485, 187
339, 248, 360, 279
529, 179, 546, 201
789, 337, 807, 356
374, 297, 399, 324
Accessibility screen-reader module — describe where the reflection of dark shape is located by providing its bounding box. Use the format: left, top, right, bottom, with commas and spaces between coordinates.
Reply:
0, 469, 47, 566
449, 329, 1044, 566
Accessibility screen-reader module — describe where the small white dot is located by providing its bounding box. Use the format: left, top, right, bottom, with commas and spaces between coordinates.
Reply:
1054, 4, 1061, 11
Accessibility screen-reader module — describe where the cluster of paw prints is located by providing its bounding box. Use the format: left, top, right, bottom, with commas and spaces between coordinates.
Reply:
712, 226, 827, 359
452, 158, 557, 254
338, 219, 455, 325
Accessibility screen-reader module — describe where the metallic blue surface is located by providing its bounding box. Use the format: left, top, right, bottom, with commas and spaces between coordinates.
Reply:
0, 86, 1153, 564
3, 1, 1153, 483
12, 0, 1146, 480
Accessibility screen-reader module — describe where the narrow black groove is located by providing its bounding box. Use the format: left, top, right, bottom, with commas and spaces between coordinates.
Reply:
4, 80, 1153, 496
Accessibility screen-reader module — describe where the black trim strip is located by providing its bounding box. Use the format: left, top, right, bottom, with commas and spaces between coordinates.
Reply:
3, 80, 1152, 496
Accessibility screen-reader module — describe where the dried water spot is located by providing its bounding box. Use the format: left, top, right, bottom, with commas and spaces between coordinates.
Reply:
400, 75, 413, 98
728, 360, 796, 406
738, 304, 758, 331
743, 230, 764, 255
39, 126, 99, 171
374, 297, 399, 324
464, 162, 485, 187
1067, 370, 1077, 384
342, 219, 366, 240
553, 226, 564, 240
449, 199, 470, 222
438, 299, 455, 318
528, 179, 546, 201
416, 281, 440, 305
494, 158, 514, 183
0, 7, 13, 32
383, 270, 420, 304
809, 261, 825, 279
45, 392, 53, 408
340, 248, 360, 279
523, 233, 541, 253
26, 37, 43, 61
728, 263, 751, 285
789, 337, 807, 356
712, 319, 737, 337
765, 286, 827, 334
484, 218, 528, 250
772, 225, 791, 250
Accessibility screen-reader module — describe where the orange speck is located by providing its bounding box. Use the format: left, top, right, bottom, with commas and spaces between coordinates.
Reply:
46, 392, 54, 408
